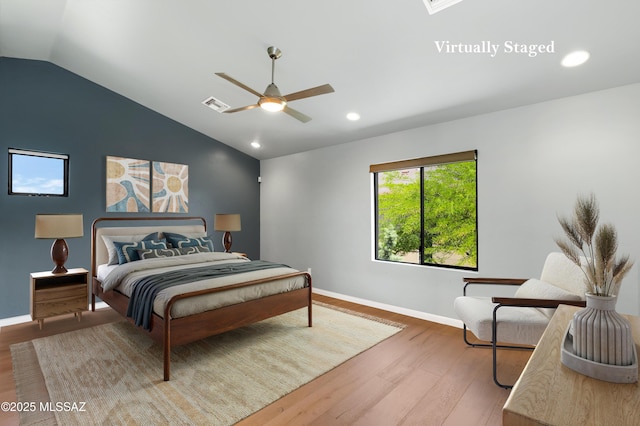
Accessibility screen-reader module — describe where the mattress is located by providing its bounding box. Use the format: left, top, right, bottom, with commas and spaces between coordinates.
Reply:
97, 252, 307, 319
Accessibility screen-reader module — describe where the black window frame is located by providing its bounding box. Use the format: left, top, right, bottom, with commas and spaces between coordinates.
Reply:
8, 148, 70, 197
372, 150, 478, 271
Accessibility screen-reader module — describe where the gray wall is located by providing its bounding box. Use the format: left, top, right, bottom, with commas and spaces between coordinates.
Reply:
0, 58, 260, 319
261, 82, 640, 319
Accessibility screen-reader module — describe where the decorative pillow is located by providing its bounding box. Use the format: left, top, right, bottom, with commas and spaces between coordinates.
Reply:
113, 239, 168, 264
137, 245, 210, 259
514, 278, 583, 319
515, 279, 582, 300
163, 232, 214, 252
102, 233, 159, 265
160, 231, 206, 239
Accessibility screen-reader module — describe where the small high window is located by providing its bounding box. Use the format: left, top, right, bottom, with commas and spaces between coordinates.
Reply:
8, 148, 69, 197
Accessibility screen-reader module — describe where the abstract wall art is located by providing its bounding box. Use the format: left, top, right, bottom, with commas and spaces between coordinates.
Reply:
152, 161, 189, 213
106, 156, 150, 212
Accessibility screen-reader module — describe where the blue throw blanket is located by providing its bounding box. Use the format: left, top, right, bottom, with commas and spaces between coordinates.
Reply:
126, 260, 291, 330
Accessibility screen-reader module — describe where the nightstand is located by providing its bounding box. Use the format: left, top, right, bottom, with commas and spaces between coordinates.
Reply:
30, 268, 89, 329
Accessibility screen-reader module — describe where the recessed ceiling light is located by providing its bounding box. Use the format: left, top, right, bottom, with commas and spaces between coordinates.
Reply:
251, 141, 261, 149
561, 50, 590, 67
346, 112, 360, 121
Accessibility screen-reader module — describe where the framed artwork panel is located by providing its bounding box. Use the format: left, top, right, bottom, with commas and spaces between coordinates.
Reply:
152, 161, 189, 213
106, 156, 150, 212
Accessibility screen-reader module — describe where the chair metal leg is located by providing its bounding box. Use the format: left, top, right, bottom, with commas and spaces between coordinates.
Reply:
491, 304, 534, 389
463, 324, 493, 348
462, 324, 527, 350
461, 311, 534, 389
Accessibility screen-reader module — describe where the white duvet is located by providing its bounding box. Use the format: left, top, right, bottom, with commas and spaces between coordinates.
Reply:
98, 252, 306, 320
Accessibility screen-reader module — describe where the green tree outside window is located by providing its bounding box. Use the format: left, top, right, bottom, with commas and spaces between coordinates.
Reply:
375, 158, 477, 270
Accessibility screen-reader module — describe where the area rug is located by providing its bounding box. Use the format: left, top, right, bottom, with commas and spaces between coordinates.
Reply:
11, 303, 403, 425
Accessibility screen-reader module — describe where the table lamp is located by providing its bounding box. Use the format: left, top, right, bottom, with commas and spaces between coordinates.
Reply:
214, 214, 241, 252
35, 214, 84, 274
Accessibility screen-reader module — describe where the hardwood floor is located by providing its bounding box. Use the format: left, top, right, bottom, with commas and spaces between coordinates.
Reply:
0, 294, 530, 425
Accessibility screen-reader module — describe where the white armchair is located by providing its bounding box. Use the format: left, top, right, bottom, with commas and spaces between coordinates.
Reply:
453, 252, 587, 388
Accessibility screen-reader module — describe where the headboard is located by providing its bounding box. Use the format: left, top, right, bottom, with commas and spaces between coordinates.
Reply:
91, 217, 207, 276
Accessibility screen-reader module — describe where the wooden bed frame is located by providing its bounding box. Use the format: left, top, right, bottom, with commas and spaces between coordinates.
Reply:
90, 217, 312, 381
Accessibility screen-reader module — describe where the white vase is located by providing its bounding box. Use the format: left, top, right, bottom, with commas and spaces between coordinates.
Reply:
572, 293, 634, 366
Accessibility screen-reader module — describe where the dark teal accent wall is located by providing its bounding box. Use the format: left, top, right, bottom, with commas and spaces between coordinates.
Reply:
0, 58, 260, 319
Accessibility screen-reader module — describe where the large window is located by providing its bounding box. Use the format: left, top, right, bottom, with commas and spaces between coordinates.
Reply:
8, 148, 69, 196
372, 150, 477, 270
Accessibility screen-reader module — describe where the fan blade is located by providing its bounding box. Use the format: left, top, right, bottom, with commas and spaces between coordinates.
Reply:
224, 104, 260, 113
283, 84, 335, 102
215, 73, 264, 98
283, 105, 312, 123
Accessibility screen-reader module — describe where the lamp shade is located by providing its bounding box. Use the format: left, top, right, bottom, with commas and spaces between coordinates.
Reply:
214, 214, 241, 232
35, 214, 84, 239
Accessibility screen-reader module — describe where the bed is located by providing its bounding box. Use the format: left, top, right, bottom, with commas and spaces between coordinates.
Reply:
90, 216, 312, 381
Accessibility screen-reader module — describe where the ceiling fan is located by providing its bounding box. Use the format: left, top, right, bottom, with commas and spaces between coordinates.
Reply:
215, 46, 334, 123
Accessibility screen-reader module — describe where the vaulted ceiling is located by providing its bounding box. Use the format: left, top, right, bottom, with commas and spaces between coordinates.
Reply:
2, 0, 639, 159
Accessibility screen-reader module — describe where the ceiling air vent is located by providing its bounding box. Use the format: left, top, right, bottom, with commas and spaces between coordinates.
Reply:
423, 0, 464, 14
202, 96, 230, 113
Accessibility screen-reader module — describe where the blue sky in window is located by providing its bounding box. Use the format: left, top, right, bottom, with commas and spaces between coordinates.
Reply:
12, 154, 65, 195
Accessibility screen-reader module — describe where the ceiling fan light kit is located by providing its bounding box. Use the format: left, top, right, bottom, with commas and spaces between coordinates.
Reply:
258, 81, 286, 111
259, 97, 286, 112
215, 46, 334, 122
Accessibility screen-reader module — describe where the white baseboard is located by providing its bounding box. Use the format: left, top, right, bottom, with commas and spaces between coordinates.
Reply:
0, 314, 32, 328
2, 293, 463, 331
313, 288, 463, 329
0, 302, 110, 329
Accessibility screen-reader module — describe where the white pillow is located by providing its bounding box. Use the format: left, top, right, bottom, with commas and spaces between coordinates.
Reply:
101, 233, 158, 265
515, 278, 582, 300
515, 278, 582, 319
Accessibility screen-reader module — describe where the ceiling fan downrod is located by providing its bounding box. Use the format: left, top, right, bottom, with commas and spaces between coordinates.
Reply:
267, 46, 282, 85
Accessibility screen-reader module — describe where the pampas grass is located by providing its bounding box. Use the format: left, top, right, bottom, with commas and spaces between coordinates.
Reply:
555, 193, 634, 296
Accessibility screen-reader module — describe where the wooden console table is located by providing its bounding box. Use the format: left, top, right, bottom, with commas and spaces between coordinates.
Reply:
503, 304, 640, 425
